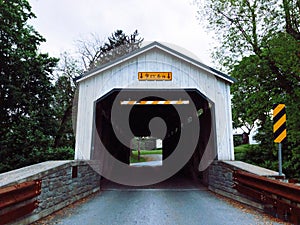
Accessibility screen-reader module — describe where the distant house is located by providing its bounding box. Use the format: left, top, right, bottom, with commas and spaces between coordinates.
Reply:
233, 124, 260, 145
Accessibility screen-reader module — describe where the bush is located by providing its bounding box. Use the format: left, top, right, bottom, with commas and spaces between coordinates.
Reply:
234, 144, 250, 160
44, 147, 75, 161
0, 147, 75, 174
233, 135, 243, 147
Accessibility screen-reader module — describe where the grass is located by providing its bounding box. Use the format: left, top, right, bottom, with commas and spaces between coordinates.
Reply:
130, 155, 146, 164
130, 149, 162, 164
234, 144, 251, 160
234, 144, 251, 152
131, 149, 162, 156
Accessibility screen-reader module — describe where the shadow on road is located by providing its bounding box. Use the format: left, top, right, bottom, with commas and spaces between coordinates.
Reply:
100, 173, 207, 191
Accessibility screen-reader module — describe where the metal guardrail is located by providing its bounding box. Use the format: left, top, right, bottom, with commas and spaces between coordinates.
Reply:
0, 180, 41, 225
234, 170, 300, 224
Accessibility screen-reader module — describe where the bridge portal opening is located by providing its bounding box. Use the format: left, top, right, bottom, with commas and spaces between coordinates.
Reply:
93, 89, 216, 186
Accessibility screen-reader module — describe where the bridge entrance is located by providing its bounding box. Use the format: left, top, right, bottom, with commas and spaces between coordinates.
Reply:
93, 89, 214, 185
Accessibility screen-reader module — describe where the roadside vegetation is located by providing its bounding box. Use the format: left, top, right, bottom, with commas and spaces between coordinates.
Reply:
234, 144, 277, 171
234, 144, 251, 161
0, 0, 143, 173
195, 0, 300, 179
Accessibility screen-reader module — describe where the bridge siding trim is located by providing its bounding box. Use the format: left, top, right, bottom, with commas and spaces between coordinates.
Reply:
75, 46, 234, 161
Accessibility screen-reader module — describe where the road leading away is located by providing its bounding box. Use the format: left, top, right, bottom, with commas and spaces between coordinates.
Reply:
36, 188, 285, 225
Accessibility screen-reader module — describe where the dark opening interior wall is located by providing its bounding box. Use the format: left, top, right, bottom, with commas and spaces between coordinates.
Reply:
93, 89, 213, 182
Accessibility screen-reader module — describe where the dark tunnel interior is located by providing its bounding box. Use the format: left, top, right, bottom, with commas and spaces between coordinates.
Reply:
93, 89, 213, 183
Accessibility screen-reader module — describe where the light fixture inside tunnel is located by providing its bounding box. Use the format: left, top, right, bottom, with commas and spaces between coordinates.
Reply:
197, 108, 204, 117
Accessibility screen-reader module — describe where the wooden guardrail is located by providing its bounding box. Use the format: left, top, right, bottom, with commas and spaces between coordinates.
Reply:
233, 170, 300, 224
0, 180, 41, 225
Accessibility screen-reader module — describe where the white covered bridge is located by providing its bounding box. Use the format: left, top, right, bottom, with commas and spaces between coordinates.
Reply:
74, 41, 235, 185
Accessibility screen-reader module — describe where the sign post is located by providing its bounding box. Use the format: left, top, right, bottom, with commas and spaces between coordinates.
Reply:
273, 104, 287, 176
278, 142, 282, 176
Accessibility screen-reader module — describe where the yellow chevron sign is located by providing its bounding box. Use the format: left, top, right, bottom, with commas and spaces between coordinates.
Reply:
273, 104, 287, 143
138, 72, 172, 81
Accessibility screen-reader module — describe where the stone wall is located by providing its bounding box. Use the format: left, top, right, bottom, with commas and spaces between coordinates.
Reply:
208, 160, 280, 210
208, 161, 236, 194
0, 160, 100, 225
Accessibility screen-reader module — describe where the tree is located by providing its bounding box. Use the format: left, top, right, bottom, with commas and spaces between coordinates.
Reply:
231, 55, 271, 136
77, 30, 143, 70
0, 1, 144, 173
0, 0, 59, 172
282, 0, 300, 40
195, 0, 299, 67
195, 0, 300, 178
52, 30, 144, 147
51, 30, 144, 151
52, 52, 83, 148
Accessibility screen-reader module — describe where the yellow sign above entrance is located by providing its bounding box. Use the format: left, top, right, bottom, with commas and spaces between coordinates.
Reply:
138, 72, 172, 81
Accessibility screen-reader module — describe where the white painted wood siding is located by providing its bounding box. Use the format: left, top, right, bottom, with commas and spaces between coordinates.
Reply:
75, 48, 234, 161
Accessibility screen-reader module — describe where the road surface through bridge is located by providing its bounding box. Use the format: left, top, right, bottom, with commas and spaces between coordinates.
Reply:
35, 178, 285, 225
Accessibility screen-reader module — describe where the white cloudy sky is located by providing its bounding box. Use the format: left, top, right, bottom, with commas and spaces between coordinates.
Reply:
28, 0, 216, 66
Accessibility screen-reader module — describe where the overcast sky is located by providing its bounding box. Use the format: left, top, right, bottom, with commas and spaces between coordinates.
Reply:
28, 0, 216, 66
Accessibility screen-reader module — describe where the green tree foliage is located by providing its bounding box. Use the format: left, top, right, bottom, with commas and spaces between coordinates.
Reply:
195, 0, 299, 67
0, 0, 73, 172
0, 0, 144, 173
195, 0, 300, 178
98, 30, 144, 66
52, 52, 83, 149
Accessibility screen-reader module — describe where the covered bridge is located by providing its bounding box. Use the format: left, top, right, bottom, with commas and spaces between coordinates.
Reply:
74, 41, 235, 186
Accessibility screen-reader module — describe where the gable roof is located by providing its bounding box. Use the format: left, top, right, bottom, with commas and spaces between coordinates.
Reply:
75, 41, 235, 84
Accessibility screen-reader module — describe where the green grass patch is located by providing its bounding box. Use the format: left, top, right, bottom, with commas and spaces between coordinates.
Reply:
234, 144, 251, 161
129, 149, 162, 163
130, 155, 147, 164
131, 149, 162, 156
234, 144, 251, 153
130, 149, 163, 164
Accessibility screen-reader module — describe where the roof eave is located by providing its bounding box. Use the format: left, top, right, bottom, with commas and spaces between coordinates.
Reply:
75, 41, 235, 84
75, 42, 159, 83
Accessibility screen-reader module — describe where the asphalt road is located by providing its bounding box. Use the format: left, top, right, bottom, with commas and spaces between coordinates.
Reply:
37, 189, 284, 225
